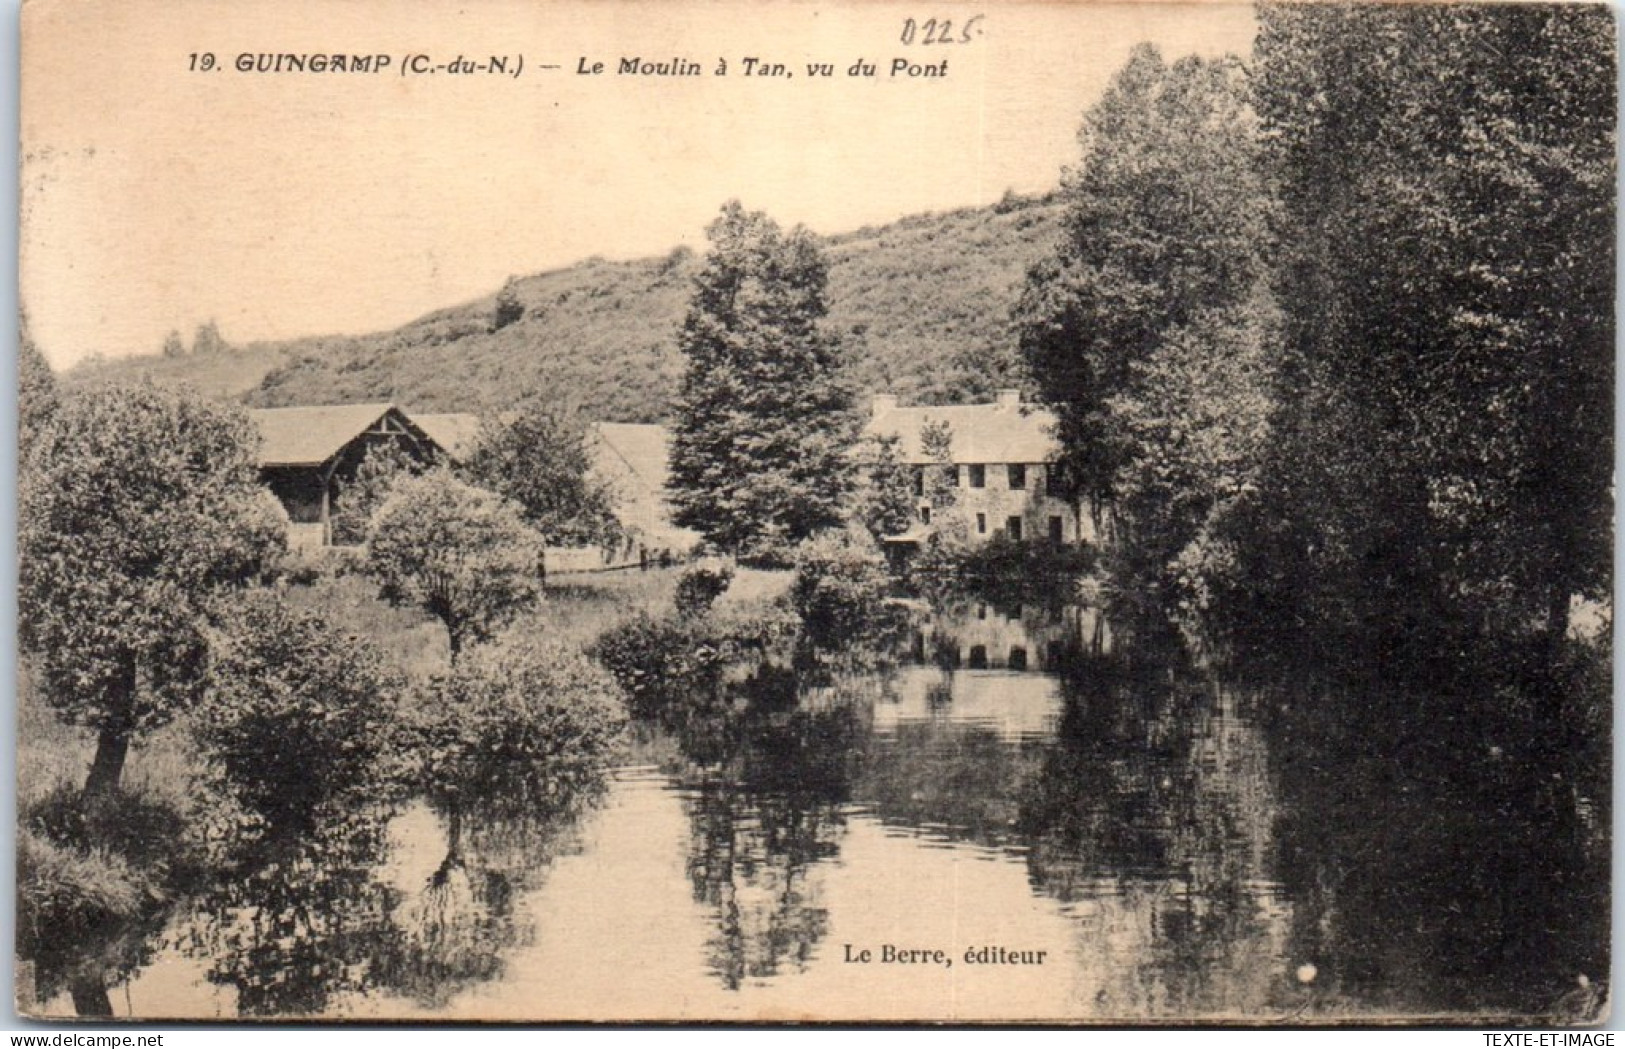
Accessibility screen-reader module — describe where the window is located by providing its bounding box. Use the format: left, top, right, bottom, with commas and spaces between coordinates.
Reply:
920, 505, 931, 524
1046, 464, 1066, 497
913, 468, 925, 497
968, 645, 989, 669
1049, 516, 1064, 543
945, 465, 961, 488
1008, 463, 1026, 490
1007, 516, 1023, 542
976, 512, 987, 535
1009, 647, 1029, 671
968, 464, 986, 488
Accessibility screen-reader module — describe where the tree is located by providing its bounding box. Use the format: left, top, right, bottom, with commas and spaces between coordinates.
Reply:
906, 418, 969, 597
1106, 298, 1278, 618
668, 201, 857, 559
458, 395, 620, 549
19, 385, 286, 797
195, 592, 406, 838
365, 471, 545, 661
330, 441, 424, 546
161, 329, 186, 359
19, 313, 57, 459
491, 278, 524, 331
192, 320, 227, 355
1014, 45, 1270, 517
919, 418, 967, 549
850, 431, 916, 543
409, 632, 626, 823
1248, 3, 1615, 646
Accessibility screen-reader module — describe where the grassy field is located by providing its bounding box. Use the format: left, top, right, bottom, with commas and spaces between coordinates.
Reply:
19, 563, 792, 812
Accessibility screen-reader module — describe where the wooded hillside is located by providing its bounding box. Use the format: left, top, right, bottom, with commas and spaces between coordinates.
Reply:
64, 194, 1061, 421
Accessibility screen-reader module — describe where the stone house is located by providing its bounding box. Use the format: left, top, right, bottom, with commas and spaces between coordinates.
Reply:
861, 389, 1095, 548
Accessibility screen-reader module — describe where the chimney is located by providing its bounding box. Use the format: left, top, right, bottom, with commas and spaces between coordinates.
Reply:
871, 393, 899, 417
995, 388, 1021, 411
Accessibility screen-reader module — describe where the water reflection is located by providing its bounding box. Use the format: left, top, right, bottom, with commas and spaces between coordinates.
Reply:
668, 664, 865, 989
914, 599, 1109, 673
27, 598, 1607, 1022
27, 907, 168, 1018
176, 813, 402, 1017
1019, 643, 1295, 1018
374, 797, 597, 1009
1264, 667, 1609, 1019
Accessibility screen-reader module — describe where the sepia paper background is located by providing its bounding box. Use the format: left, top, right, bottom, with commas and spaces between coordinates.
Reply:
17, 0, 1614, 1026
21, 0, 1255, 370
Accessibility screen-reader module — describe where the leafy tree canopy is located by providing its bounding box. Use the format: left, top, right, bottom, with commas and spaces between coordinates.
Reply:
19, 315, 58, 458
365, 470, 545, 661
849, 431, 916, 544
412, 632, 626, 817
668, 201, 858, 561
197, 591, 407, 839
331, 441, 425, 547
1015, 45, 1268, 512
1249, 2, 1615, 642
19, 383, 286, 795
459, 395, 621, 549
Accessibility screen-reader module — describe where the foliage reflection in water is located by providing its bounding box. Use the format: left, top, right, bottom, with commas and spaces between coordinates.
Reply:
35, 596, 1606, 1022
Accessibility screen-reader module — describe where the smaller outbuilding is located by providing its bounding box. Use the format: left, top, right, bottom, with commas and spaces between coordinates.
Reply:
250, 403, 449, 548
587, 422, 703, 567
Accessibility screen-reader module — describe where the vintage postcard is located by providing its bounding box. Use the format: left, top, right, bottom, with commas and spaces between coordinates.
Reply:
16, 0, 1614, 1025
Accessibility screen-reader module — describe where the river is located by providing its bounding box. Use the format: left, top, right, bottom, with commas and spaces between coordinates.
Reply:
34, 599, 1608, 1022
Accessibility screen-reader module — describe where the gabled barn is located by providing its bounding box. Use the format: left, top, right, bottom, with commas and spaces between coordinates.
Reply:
249, 403, 446, 547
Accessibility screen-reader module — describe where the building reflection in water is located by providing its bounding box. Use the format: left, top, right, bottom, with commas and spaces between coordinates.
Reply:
30, 597, 1606, 1022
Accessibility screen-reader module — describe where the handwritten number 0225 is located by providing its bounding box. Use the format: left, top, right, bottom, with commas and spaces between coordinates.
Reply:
900, 15, 984, 45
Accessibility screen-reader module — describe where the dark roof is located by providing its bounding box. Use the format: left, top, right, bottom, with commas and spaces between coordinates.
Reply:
249, 403, 434, 468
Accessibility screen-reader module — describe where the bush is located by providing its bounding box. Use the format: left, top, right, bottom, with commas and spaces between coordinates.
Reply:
590, 613, 731, 724
674, 560, 734, 617
194, 592, 408, 839
789, 529, 895, 651
737, 526, 797, 570
18, 828, 152, 939
17, 781, 204, 963
411, 633, 627, 815
367, 471, 546, 660
492, 280, 524, 331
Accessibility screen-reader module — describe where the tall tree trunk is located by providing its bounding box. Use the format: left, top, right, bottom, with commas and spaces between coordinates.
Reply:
83, 657, 137, 799
447, 621, 463, 664
69, 975, 112, 1017
430, 807, 466, 888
